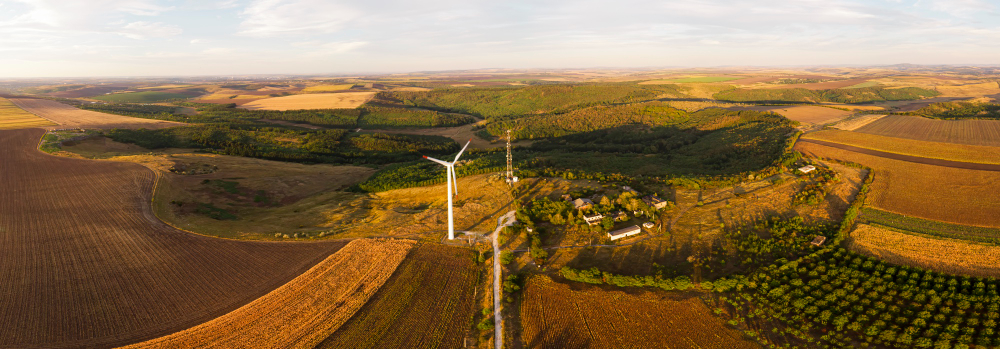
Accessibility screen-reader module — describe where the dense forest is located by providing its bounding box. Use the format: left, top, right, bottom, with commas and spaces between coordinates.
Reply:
106, 124, 459, 165
713, 87, 939, 104
82, 103, 473, 128
376, 84, 686, 119
911, 101, 1000, 120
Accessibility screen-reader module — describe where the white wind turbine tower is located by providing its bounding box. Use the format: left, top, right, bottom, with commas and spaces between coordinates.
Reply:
423, 139, 472, 240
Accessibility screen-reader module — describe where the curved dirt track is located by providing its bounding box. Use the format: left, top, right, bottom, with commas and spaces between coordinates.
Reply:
0, 128, 346, 348
798, 138, 1000, 171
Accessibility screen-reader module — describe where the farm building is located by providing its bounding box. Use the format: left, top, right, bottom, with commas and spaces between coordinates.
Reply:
642, 195, 669, 210
643, 222, 655, 229
612, 211, 628, 221
798, 165, 817, 174
608, 225, 642, 241
583, 213, 604, 225
573, 198, 594, 210
811, 236, 827, 246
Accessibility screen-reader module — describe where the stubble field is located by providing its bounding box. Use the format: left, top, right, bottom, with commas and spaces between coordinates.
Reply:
0, 128, 347, 348
318, 243, 482, 349
803, 129, 1000, 164
854, 114, 1000, 147
240, 92, 376, 110
515, 276, 759, 349
0, 97, 57, 129
848, 224, 1000, 278
795, 141, 1000, 228
8, 98, 184, 130
125, 238, 415, 348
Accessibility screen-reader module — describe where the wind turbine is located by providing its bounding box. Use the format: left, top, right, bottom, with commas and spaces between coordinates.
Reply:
423, 139, 472, 240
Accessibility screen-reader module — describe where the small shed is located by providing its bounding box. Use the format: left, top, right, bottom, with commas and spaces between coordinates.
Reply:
642, 195, 669, 210
798, 165, 817, 174
811, 236, 827, 246
608, 225, 642, 241
573, 198, 594, 210
642, 222, 655, 229
612, 211, 628, 221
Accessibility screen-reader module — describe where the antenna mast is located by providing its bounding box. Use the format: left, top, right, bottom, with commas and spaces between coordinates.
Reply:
505, 129, 518, 184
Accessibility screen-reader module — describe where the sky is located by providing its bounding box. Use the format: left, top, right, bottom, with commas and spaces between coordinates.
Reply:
0, 0, 998, 77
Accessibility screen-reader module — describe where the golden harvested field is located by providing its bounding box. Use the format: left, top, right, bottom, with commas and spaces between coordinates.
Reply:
8, 98, 184, 130
803, 129, 1000, 164
124, 238, 415, 349
663, 100, 745, 112
302, 84, 356, 92
795, 141, 1000, 227
849, 224, 1000, 278
831, 114, 885, 130
516, 276, 759, 349
855, 114, 1000, 147
318, 243, 481, 349
737, 105, 853, 125
241, 92, 376, 110
0, 97, 57, 129
935, 81, 1000, 98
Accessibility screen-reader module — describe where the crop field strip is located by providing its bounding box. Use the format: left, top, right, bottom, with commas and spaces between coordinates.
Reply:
240, 92, 376, 110
859, 207, 1000, 245
124, 238, 414, 348
854, 114, 1000, 147
518, 276, 760, 349
795, 141, 1000, 228
0, 128, 347, 348
797, 139, 1000, 171
0, 97, 57, 129
801, 130, 1000, 165
8, 98, 184, 130
849, 224, 1000, 278
318, 243, 481, 349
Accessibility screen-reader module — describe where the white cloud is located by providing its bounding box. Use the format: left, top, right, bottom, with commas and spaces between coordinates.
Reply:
238, 0, 361, 37
117, 21, 182, 39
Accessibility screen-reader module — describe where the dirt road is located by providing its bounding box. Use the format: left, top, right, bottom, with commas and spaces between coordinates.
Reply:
492, 210, 516, 349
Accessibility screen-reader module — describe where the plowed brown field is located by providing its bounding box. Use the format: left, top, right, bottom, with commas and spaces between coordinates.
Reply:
8, 98, 183, 130
124, 238, 415, 348
795, 141, 1000, 228
517, 276, 759, 349
0, 128, 346, 348
318, 243, 481, 349
854, 115, 1000, 147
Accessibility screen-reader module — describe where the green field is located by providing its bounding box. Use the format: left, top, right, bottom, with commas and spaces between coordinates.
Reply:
664, 76, 742, 83
859, 207, 1000, 244
93, 91, 198, 103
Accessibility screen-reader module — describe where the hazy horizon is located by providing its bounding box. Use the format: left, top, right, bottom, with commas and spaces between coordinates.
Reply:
2, 0, 998, 78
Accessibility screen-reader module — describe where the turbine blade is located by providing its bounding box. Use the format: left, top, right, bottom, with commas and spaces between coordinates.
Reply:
423, 155, 452, 167
451, 166, 459, 196
453, 139, 472, 162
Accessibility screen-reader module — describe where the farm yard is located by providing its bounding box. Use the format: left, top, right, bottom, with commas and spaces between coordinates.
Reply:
7, 98, 184, 129
514, 276, 760, 349
0, 97, 56, 129
0, 128, 348, 348
795, 141, 1000, 228
125, 239, 414, 348
240, 92, 376, 110
854, 114, 1000, 147
848, 224, 1000, 278
318, 243, 482, 349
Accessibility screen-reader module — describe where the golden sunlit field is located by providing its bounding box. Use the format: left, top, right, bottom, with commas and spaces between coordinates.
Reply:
0, 97, 57, 129
848, 224, 1000, 278
241, 92, 376, 110
854, 114, 1000, 147
124, 238, 415, 348
8, 98, 183, 129
302, 84, 356, 92
803, 129, 1000, 164
515, 276, 760, 349
796, 141, 1000, 228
